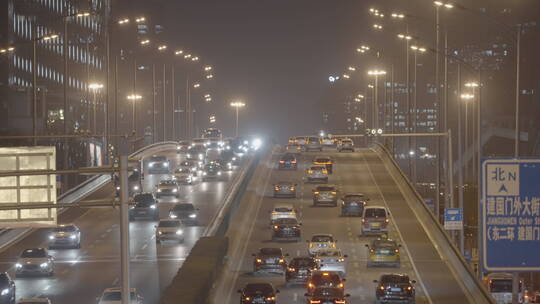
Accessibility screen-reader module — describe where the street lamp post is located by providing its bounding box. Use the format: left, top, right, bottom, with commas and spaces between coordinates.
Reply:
410, 45, 426, 185
89, 83, 104, 134
127, 94, 142, 135
230, 101, 246, 137
367, 70, 386, 139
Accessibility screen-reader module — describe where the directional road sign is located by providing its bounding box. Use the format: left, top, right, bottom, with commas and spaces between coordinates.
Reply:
444, 208, 463, 230
482, 159, 540, 271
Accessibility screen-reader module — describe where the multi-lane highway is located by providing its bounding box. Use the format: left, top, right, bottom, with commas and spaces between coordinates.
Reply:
212, 147, 477, 304
0, 147, 244, 303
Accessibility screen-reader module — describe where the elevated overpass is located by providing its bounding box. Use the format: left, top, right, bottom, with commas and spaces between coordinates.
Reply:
211, 145, 495, 304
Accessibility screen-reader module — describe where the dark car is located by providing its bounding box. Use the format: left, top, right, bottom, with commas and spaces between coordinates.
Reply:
307, 271, 345, 295
215, 159, 233, 171
168, 203, 199, 225
374, 274, 416, 304
271, 218, 301, 242
187, 146, 206, 161
155, 179, 180, 198
285, 257, 319, 284
305, 287, 350, 304
340, 193, 368, 216
237, 283, 279, 304
147, 155, 170, 174
278, 153, 298, 170
273, 181, 297, 198
202, 162, 223, 181
252, 248, 288, 274
0, 272, 15, 304
129, 193, 159, 220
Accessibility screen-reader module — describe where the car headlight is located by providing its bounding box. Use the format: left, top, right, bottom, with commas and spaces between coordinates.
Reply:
1, 288, 9, 296
217, 171, 222, 176
70, 234, 77, 240
191, 167, 196, 171
187, 154, 192, 158
149, 163, 154, 168
172, 188, 178, 193
40, 262, 49, 268
169, 214, 178, 219
150, 204, 156, 209
157, 189, 162, 192
133, 185, 139, 191
189, 214, 197, 218
164, 162, 169, 167
49, 235, 55, 240
198, 154, 203, 160
232, 157, 236, 161
226, 145, 231, 150
203, 172, 207, 176
116, 186, 120, 190
15, 263, 22, 268
176, 230, 183, 235
158, 231, 162, 235
176, 146, 181, 150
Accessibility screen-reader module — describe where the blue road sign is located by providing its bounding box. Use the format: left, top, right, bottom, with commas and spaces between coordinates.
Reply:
444, 208, 463, 230
482, 159, 540, 272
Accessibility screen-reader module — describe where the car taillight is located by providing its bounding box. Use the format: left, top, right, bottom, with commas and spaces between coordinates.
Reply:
331, 191, 337, 194
290, 187, 295, 190
335, 301, 346, 304
313, 191, 319, 194
278, 259, 285, 263
288, 267, 295, 272
273, 225, 279, 230
310, 301, 321, 304
245, 297, 251, 301
256, 259, 262, 263
266, 297, 275, 301
379, 285, 385, 291
338, 283, 344, 288
407, 286, 413, 291
291, 160, 297, 163
279, 160, 284, 163
274, 186, 280, 190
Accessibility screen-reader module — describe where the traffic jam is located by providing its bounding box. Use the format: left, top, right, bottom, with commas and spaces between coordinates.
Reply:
237, 135, 417, 304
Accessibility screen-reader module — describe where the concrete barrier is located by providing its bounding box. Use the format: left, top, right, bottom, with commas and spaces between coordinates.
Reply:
371, 143, 495, 304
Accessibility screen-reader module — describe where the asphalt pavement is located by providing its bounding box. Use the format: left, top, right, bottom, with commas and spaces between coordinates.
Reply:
212, 147, 473, 304
0, 148, 245, 303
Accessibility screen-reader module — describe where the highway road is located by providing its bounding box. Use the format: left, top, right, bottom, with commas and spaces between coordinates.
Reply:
0, 148, 245, 303
213, 147, 474, 304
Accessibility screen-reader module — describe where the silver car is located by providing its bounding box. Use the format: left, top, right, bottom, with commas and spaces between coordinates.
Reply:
156, 179, 180, 198
174, 168, 194, 185
305, 136, 322, 152
273, 181, 297, 198
97, 287, 143, 304
155, 219, 185, 243
15, 248, 54, 277
48, 224, 81, 249
337, 138, 354, 152
313, 185, 338, 206
315, 249, 348, 277
306, 166, 328, 183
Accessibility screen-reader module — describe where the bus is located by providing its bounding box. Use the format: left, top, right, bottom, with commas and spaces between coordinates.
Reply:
484, 273, 525, 304
202, 128, 222, 140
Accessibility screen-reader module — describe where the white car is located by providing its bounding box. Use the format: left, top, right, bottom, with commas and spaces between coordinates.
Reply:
315, 248, 348, 277
15, 248, 54, 277
306, 166, 329, 183
270, 203, 298, 225
155, 219, 185, 243
337, 138, 354, 152
173, 168, 194, 184
307, 234, 337, 256
17, 299, 51, 304
97, 288, 143, 304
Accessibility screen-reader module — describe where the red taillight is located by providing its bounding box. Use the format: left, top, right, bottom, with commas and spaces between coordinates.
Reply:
291, 160, 297, 163
279, 160, 284, 163
335, 301, 346, 304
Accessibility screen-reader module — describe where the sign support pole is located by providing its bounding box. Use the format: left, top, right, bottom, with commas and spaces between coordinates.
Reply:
119, 156, 131, 304
512, 272, 519, 304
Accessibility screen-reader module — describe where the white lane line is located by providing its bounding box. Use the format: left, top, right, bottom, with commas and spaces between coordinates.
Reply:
100, 233, 107, 238
43, 285, 50, 291
293, 293, 298, 302
296, 250, 300, 257
112, 277, 119, 286
141, 243, 148, 250
150, 235, 156, 240
360, 151, 433, 304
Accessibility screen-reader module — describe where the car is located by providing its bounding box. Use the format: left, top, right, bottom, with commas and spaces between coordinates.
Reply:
315, 249, 348, 277
286, 257, 319, 284
337, 138, 354, 152
155, 219, 184, 244
0, 272, 15, 304
237, 283, 279, 304
313, 185, 338, 206
366, 237, 401, 268
202, 162, 223, 181
168, 203, 199, 225
17, 299, 51, 304
173, 167, 194, 184
271, 218, 301, 242
147, 155, 169, 174
374, 274, 416, 304
252, 248, 288, 274
186, 146, 206, 161
176, 140, 191, 153
307, 271, 345, 295
288, 137, 296, 144
361, 206, 390, 236
179, 160, 201, 175
15, 248, 54, 277
155, 179, 180, 198
278, 153, 298, 170
214, 159, 233, 171
48, 224, 81, 249
305, 287, 350, 304
306, 166, 328, 183
321, 137, 336, 147
270, 203, 298, 225
285, 144, 303, 154
312, 156, 333, 173
97, 287, 143, 304
305, 136, 323, 152
340, 193, 368, 216
296, 136, 307, 146
191, 138, 210, 148
307, 234, 337, 256
129, 193, 159, 221
273, 181, 297, 198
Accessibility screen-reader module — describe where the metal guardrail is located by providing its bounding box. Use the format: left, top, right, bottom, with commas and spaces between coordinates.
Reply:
371, 143, 495, 304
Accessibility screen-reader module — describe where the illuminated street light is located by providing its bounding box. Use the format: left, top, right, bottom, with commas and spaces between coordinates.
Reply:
205, 97, 212, 102
157, 45, 167, 51
342, 74, 350, 79
356, 48, 366, 53
135, 17, 146, 23
140, 39, 150, 45
76, 12, 91, 17
175, 50, 184, 55
184, 54, 192, 59
204, 94, 211, 98
42, 34, 59, 41
367, 70, 386, 75
348, 66, 356, 72
206, 74, 214, 79
355, 117, 364, 123
434, 1, 454, 9
230, 101, 246, 137
410, 45, 427, 53
193, 83, 200, 88
89, 83, 104, 90
328, 76, 340, 82
127, 94, 142, 100
465, 82, 479, 88
357, 94, 365, 98
391, 12, 405, 19
191, 56, 199, 62
397, 33, 412, 40
373, 24, 383, 30
460, 93, 474, 100
118, 18, 130, 25
204, 66, 213, 71
368, 84, 374, 88
127, 94, 142, 136
0, 47, 15, 54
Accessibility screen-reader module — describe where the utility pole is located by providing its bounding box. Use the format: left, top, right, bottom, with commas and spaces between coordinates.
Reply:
32, 24, 38, 146
152, 64, 156, 143
162, 64, 166, 141
119, 156, 131, 304
514, 24, 522, 158
172, 67, 175, 140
